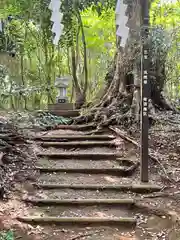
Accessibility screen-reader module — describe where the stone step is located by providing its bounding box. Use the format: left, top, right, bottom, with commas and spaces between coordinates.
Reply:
47, 123, 96, 131
49, 110, 80, 117
36, 159, 120, 169
37, 152, 119, 159
48, 103, 75, 111
35, 166, 133, 176
40, 141, 115, 148
34, 134, 115, 142
30, 188, 133, 200
24, 198, 135, 206
35, 183, 162, 193
17, 216, 136, 226
38, 172, 133, 185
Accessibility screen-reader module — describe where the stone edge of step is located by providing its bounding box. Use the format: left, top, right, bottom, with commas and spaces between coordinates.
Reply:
23, 198, 135, 206
34, 183, 162, 193
17, 216, 137, 225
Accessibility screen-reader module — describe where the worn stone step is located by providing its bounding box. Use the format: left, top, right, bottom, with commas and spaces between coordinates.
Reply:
31, 188, 133, 200
38, 173, 132, 185
40, 141, 115, 148
43, 123, 96, 131
49, 110, 80, 117
37, 157, 133, 163
20, 201, 136, 227
24, 198, 135, 206
37, 152, 119, 159
34, 134, 115, 142
17, 216, 136, 226
37, 159, 120, 170
35, 183, 162, 193
35, 166, 133, 176
48, 103, 75, 111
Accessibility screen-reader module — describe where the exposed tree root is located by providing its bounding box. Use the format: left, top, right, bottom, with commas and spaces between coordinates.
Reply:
73, 77, 175, 130
73, 22, 176, 129
74, 91, 175, 128
139, 191, 180, 201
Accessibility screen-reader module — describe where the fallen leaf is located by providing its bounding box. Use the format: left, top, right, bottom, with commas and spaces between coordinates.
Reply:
114, 234, 138, 240
168, 210, 180, 222
94, 212, 108, 218
118, 237, 137, 240
104, 176, 118, 183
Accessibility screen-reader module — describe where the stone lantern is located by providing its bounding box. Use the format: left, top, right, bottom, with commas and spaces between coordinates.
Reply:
55, 76, 71, 103
48, 75, 79, 117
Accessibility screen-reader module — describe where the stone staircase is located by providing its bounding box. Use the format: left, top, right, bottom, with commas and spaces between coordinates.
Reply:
18, 127, 161, 229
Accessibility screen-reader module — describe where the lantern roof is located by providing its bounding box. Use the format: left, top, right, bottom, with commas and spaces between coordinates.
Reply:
55, 76, 71, 88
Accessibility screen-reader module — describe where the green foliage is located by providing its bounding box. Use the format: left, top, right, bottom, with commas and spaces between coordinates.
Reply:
0, 230, 14, 240
0, 0, 116, 109
150, 0, 180, 100
82, 7, 115, 53
34, 111, 72, 128
0, 0, 179, 109
9, 111, 72, 130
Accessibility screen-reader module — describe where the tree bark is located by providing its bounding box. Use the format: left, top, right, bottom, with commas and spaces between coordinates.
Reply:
74, 0, 175, 126
71, 45, 85, 109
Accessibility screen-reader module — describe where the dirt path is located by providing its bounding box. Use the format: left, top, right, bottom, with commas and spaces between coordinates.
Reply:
4, 127, 180, 240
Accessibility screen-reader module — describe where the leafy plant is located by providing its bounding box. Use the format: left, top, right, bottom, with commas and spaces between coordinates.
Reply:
0, 230, 14, 240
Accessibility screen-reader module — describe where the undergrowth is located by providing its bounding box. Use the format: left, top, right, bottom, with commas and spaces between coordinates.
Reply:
0, 230, 14, 240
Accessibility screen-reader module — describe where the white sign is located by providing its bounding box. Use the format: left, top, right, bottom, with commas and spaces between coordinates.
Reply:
115, 0, 127, 19
49, 0, 61, 11
115, 0, 129, 48
49, 0, 64, 45
0, 21, 2, 32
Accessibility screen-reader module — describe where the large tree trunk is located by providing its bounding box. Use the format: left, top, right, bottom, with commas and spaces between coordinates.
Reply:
71, 45, 86, 109
74, 0, 174, 126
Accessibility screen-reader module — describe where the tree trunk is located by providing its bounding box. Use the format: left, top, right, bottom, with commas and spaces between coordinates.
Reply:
71, 45, 86, 109
74, 0, 174, 126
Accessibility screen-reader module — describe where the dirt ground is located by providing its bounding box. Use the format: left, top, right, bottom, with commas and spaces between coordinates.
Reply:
1, 118, 180, 240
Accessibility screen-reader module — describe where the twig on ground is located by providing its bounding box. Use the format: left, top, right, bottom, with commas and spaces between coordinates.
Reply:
70, 230, 104, 240
85, 127, 104, 135
140, 191, 180, 200
110, 126, 174, 183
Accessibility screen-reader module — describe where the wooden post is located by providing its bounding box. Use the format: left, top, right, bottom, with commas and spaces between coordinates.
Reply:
140, 0, 150, 182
